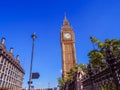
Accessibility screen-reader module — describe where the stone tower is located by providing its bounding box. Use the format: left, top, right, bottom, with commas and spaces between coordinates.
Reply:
60, 15, 77, 78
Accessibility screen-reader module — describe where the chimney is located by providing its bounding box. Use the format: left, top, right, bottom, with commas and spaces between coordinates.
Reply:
10, 47, 13, 53
1, 37, 6, 45
16, 55, 19, 60
16, 55, 20, 63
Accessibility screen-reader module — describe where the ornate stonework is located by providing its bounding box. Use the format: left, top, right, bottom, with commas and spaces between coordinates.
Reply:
61, 16, 77, 78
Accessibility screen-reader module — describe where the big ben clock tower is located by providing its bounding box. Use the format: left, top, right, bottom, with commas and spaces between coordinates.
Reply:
61, 15, 77, 78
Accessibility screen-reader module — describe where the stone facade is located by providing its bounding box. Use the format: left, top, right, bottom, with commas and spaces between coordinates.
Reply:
0, 38, 25, 90
60, 16, 77, 78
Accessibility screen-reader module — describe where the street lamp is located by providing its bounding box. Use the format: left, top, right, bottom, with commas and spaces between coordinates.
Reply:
28, 33, 37, 90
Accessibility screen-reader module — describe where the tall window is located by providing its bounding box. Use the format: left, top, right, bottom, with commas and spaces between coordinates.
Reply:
1, 57, 4, 63
0, 64, 2, 69
1, 73, 4, 79
0, 79, 2, 86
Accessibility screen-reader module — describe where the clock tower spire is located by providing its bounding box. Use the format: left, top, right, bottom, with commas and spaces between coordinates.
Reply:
63, 13, 69, 26
61, 15, 77, 78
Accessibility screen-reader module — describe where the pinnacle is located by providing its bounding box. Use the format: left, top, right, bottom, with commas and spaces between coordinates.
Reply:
63, 13, 69, 26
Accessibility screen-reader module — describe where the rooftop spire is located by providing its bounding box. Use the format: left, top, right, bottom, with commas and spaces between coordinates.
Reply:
64, 12, 67, 20
63, 13, 69, 26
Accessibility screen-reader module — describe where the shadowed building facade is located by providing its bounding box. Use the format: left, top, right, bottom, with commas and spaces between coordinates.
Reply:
0, 38, 25, 90
61, 16, 77, 78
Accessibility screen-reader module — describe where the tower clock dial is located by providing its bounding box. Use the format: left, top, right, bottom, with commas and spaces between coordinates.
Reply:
64, 33, 71, 39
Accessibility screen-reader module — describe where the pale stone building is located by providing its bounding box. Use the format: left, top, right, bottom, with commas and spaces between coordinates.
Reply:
0, 37, 25, 90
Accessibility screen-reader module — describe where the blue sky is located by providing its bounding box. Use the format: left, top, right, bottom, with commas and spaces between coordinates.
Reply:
0, 0, 120, 88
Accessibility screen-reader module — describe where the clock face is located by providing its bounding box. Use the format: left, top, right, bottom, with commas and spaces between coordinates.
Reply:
64, 33, 71, 39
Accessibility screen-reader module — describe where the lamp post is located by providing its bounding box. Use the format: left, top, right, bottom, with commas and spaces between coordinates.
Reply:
28, 33, 37, 90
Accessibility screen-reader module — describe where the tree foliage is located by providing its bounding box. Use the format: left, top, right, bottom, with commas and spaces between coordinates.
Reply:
58, 64, 87, 86
101, 82, 116, 90
78, 64, 88, 74
89, 36, 120, 69
58, 77, 67, 87
67, 64, 87, 81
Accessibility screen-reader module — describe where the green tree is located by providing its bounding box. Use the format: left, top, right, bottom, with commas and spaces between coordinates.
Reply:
89, 36, 120, 69
67, 64, 87, 81
88, 50, 105, 68
101, 82, 116, 90
67, 65, 78, 81
77, 64, 88, 75
58, 77, 67, 87
58, 64, 87, 87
